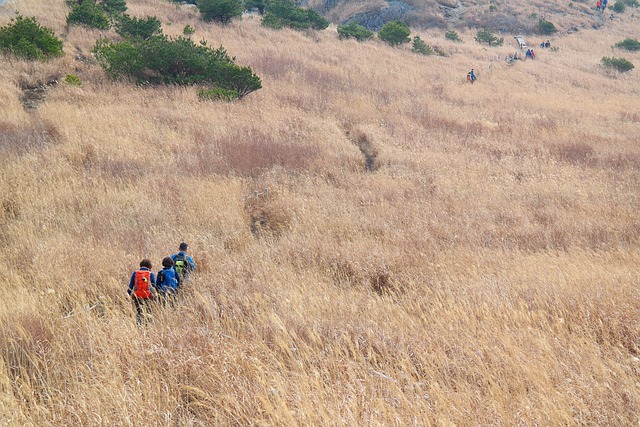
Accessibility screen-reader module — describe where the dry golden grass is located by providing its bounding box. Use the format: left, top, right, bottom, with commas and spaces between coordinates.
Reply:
1, 0, 639, 425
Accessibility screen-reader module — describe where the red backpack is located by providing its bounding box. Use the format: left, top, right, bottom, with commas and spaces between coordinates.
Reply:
132, 270, 153, 299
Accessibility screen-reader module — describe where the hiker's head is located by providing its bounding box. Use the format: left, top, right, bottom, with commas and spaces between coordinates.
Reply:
179, 242, 188, 252
140, 259, 152, 269
162, 257, 174, 268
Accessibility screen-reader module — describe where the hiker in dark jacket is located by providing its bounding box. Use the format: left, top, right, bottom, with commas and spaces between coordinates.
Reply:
156, 256, 181, 304
171, 242, 196, 280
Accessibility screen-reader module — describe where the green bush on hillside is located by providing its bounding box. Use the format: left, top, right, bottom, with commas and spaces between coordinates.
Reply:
64, 74, 82, 86
92, 34, 262, 98
378, 21, 411, 47
445, 30, 462, 42
244, 0, 266, 14
183, 24, 196, 36
0, 14, 64, 60
115, 14, 162, 40
601, 56, 634, 72
622, 0, 638, 6
262, 0, 329, 31
102, 0, 127, 15
614, 38, 640, 51
337, 21, 373, 41
198, 0, 243, 24
474, 28, 503, 46
612, 2, 626, 12
412, 36, 433, 55
67, 1, 110, 29
537, 19, 558, 35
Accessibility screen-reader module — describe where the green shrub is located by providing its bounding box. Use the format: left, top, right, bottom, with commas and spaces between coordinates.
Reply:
601, 56, 634, 72
474, 28, 503, 46
614, 38, 640, 51
102, 0, 127, 15
262, 0, 329, 31
612, 2, 626, 12
64, 74, 82, 85
67, 1, 110, 30
92, 34, 262, 97
337, 20, 373, 41
623, 0, 638, 6
197, 87, 239, 101
197, 0, 243, 24
378, 21, 411, 47
244, 0, 266, 14
445, 30, 462, 42
183, 24, 196, 36
0, 15, 64, 60
412, 36, 433, 55
115, 14, 162, 40
537, 19, 558, 35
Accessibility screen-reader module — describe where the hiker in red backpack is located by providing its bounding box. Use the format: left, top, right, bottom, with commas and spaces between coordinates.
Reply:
128, 259, 157, 324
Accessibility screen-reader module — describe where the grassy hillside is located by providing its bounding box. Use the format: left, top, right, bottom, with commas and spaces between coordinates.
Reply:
1, 0, 639, 425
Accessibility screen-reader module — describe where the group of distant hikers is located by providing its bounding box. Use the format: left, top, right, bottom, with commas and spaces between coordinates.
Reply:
128, 242, 196, 323
596, 0, 608, 11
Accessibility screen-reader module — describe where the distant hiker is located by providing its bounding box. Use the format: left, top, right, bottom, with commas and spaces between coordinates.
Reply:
610, 13, 615, 20
545, 40, 551, 48
530, 49, 536, 59
526, 49, 532, 59
467, 68, 476, 83
171, 242, 196, 281
156, 257, 181, 304
603, 0, 608, 9
596, 0, 601, 10
128, 259, 156, 324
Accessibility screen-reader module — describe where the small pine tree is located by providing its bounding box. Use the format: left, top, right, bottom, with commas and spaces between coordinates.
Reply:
261, 0, 328, 31
537, 19, 558, 35
445, 30, 462, 42
101, 0, 127, 15
337, 20, 373, 41
614, 38, 640, 51
474, 28, 503, 46
115, 14, 162, 40
412, 36, 433, 55
612, 2, 626, 12
601, 56, 634, 72
183, 24, 196, 37
67, 1, 110, 30
0, 14, 64, 60
198, 0, 243, 24
378, 21, 411, 47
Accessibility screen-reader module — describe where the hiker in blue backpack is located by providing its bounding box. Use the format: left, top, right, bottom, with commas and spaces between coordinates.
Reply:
171, 242, 196, 281
156, 256, 181, 305
128, 259, 157, 324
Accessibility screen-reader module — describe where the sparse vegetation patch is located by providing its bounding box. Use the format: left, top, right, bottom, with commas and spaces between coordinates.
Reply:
614, 38, 640, 51
601, 56, 634, 72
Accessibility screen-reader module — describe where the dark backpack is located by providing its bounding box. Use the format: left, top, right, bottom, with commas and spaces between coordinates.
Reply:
157, 268, 179, 293
173, 254, 190, 279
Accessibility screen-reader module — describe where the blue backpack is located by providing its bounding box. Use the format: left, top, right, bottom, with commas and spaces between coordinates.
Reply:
157, 268, 179, 293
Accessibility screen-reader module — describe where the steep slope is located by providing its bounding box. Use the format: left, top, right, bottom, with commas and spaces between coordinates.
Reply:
0, 0, 639, 425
